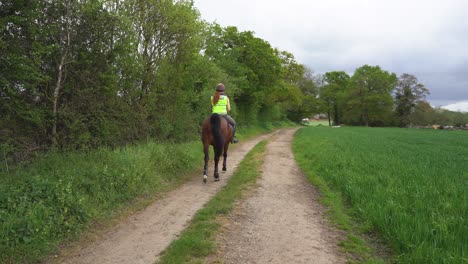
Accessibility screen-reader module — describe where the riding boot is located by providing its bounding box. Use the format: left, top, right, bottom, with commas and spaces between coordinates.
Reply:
231, 126, 239, 143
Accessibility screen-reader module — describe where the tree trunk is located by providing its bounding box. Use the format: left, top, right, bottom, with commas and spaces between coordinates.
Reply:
51, 10, 71, 149
51, 55, 66, 149
333, 104, 339, 125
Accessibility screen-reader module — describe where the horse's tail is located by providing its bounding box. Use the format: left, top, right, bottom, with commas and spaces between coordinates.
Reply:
210, 113, 224, 157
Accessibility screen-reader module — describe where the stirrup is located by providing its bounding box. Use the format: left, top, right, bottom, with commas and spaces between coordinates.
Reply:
231, 137, 239, 144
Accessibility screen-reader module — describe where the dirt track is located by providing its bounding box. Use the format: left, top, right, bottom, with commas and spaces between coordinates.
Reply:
210, 128, 345, 263
58, 131, 276, 264
58, 128, 344, 264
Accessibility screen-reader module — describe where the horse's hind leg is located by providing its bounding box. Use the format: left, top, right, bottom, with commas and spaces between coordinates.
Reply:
203, 143, 209, 183
222, 142, 229, 172
213, 146, 220, 181
214, 155, 220, 181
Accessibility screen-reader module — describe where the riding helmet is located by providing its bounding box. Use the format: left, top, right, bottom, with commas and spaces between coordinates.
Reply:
216, 83, 225, 92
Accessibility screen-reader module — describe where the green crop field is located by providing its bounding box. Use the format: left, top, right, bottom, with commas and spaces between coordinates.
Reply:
293, 127, 467, 264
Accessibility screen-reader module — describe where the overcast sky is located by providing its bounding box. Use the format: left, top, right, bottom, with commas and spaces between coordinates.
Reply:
194, 0, 468, 111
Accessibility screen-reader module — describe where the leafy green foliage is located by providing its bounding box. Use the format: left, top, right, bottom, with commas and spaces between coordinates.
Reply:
1, 0, 207, 158
203, 24, 286, 125
344, 65, 397, 126
1, 0, 303, 162
408, 102, 468, 127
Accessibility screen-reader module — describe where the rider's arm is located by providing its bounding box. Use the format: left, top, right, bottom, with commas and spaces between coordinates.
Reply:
227, 97, 231, 112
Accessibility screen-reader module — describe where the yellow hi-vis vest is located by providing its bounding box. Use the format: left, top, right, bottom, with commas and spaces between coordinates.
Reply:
211, 95, 228, 114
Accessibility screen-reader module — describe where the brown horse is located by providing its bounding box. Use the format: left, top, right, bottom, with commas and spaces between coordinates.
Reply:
201, 113, 234, 183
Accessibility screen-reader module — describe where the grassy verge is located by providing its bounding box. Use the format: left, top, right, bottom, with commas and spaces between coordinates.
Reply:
157, 140, 267, 264
292, 127, 467, 263
0, 141, 203, 263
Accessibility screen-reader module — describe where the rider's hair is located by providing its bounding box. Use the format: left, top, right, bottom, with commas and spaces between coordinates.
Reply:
213, 91, 221, 105
213, 83, 225, 106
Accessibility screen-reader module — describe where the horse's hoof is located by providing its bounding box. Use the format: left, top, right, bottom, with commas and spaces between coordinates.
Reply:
203, 175, 208, 183
214, 177, 220, 182
222, 167, 227, 172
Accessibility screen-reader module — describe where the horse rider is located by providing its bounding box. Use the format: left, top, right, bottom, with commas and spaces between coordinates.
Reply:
211, 83, 239, 143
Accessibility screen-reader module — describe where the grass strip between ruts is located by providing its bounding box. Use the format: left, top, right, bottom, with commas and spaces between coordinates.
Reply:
157, 140, 267, 264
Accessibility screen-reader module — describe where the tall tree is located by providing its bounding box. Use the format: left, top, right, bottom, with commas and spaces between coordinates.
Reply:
267, 50, 305, 121
320, 71, 350, 125
0, 0, 49, 156
394, 73, 429, 127
127, 0, 201, 103
277, 50, 305, 85
204, 24, 282, 125
137, 0, 202, 140
289, 67, 321, 122
409, 101, 434, 126
49, 0, 76, 148
39, 0, 139, 149
345, 65, 397, 126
